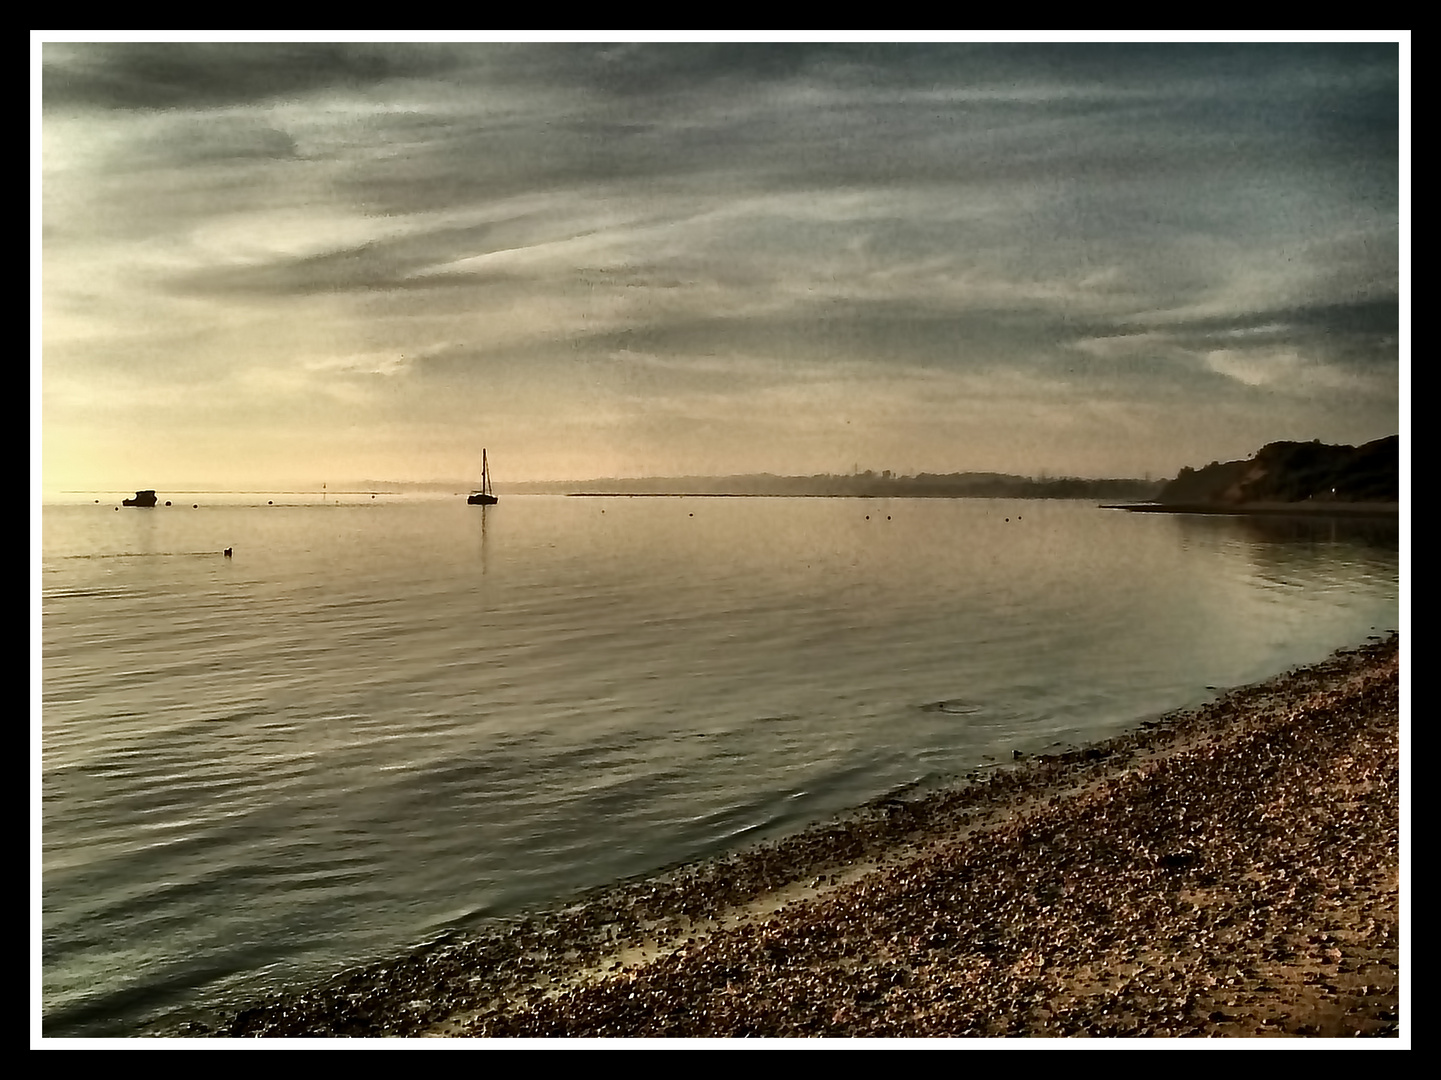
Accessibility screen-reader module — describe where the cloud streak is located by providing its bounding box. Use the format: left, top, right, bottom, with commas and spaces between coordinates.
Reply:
39, 38, 1402, 489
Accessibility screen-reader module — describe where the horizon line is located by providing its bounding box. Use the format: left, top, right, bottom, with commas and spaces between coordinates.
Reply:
58, 471, 1167, 492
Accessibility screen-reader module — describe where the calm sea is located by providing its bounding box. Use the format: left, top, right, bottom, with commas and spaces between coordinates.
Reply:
38, 494, 1400, 1037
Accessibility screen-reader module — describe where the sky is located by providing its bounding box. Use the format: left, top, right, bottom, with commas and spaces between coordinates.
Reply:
35, 35, 1406, 490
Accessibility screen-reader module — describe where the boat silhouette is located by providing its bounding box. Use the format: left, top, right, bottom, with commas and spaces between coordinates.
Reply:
122, 490, 158, 507
467, 450, 498, 505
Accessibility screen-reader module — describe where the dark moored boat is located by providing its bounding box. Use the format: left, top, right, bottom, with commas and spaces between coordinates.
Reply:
467, 451, 498, 506
122, 490, 158, 507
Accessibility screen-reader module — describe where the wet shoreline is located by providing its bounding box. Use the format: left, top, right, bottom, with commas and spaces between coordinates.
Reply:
187, 635, 1400, 1039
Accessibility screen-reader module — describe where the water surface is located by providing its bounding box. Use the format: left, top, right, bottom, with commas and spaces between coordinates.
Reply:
40, 494, 1399, 1036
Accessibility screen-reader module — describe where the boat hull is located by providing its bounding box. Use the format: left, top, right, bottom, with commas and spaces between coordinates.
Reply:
467, 493, 498, 505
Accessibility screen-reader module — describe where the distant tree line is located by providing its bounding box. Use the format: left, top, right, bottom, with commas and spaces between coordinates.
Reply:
544, 472, 1167, 500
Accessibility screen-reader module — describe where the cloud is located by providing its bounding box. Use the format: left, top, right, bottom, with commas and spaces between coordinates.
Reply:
39, 41, 1402, 487
41, 41, 468, 112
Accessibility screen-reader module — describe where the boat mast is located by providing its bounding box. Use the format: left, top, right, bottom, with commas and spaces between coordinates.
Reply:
482, 449, 490, 496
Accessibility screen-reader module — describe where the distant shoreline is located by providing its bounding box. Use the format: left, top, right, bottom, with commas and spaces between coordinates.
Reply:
1103, 501, 1399, 518
562, 492, 1151, 500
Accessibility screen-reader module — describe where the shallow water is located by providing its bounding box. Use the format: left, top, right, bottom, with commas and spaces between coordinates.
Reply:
39, 494, 1399, 1036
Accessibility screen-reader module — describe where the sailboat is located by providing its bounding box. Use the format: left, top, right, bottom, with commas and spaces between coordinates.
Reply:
467, 449, 498, 505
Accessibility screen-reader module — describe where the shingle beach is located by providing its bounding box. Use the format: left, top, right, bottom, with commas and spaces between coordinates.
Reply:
209, 634, 1401, 1041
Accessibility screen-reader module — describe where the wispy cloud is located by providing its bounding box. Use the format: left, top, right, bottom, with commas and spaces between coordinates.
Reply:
40, 39, 1403, 488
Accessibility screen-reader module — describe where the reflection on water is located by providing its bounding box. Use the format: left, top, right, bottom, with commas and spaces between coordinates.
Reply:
1168, 513, 1400, 615
1174, 511, 1399, 549
40, 496, 1399, 1036
476, 501, 490, 576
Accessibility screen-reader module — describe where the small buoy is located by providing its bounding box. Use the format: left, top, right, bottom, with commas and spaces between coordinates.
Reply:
165, 501, 171, 506
193, 504, 198, 509
268, 501, 273, 505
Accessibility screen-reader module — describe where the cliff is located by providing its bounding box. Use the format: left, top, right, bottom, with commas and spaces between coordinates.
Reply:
1157, 436, 1398, 506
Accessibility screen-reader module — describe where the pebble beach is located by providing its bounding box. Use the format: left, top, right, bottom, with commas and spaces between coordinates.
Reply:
199, 634, 1401, 1041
